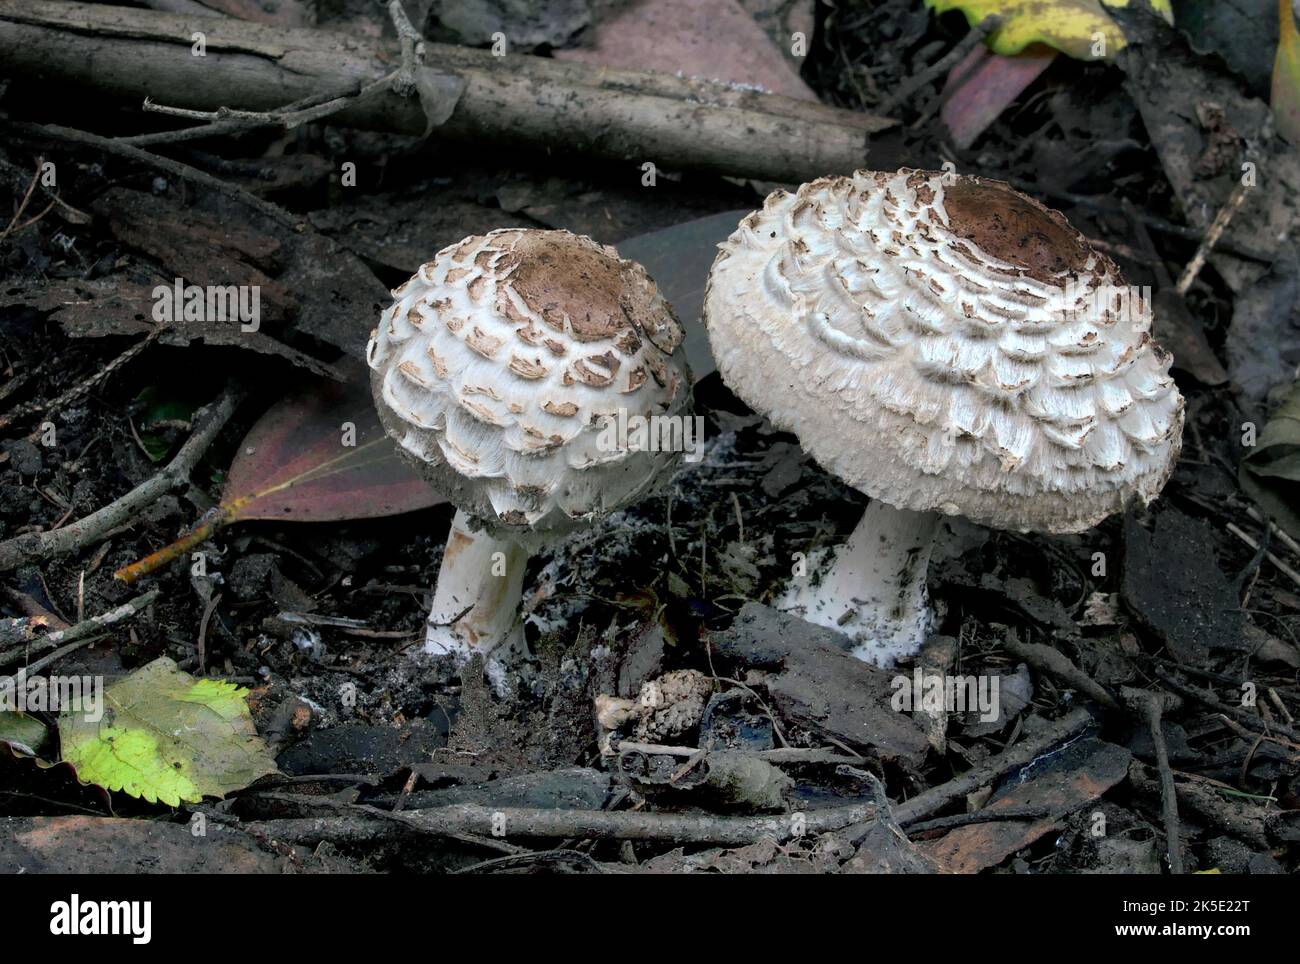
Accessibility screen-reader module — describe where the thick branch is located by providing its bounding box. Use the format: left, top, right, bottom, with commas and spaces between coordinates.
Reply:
0, 1, 892, 184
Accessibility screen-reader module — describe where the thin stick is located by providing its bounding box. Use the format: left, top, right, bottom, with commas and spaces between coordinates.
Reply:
1176, 181, 1251, 295
0, 389, 242, 572
7, 122, 298, 229
1002, 629, 1119, 709
903, 805, 1052, 834
877, 14, 1001, 114
1226, 522, 1300, 591
196, 591, 220, 673
613, 741, 862, 765
127, 80, 372, 146
0, 327, 159, 434
359, 800, 876, 845
1245, 505, 1300, 559
1138, 691, 1184, 874
1154, 668, 1300, 743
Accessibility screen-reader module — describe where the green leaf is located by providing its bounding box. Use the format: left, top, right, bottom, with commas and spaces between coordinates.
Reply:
57, 657, 278, 806
0, 712, 50, 755
134, 387, 202, 463
1241, 377, 1300, 542
925, 0, 1173, 60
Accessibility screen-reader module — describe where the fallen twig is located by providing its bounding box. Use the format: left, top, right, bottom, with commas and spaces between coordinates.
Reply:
264, 792, 878, 846
1128, 760, 1270, 849
613, 741, 862, 765
0, 388, 242, 573
877, 14, 1001, 114
1226, 522, 1300, 592
0, 588, 157, 674
1123, 687, 1184, 874
0, 326, 166, 434
903, 804, 1053, 835
1154, 668, 1300, 743
1176, 180, 1251, 296
1002, 629, 1120, 710
0, 0, 891, 184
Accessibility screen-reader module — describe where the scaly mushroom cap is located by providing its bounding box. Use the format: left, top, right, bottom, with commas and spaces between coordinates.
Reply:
705, 170, 1184, 534
369, 229, 690, 536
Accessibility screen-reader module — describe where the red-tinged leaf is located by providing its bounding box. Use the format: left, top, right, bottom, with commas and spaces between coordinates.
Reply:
223, 365, 443, 522
940, 43, 1058, 150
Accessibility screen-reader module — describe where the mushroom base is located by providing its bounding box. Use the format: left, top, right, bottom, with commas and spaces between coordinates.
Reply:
778, 501, 939, 667
426, 508, 529, 658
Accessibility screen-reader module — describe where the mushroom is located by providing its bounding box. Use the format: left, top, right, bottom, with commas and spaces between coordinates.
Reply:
368, 228, 691, 657
704, 169, 1184, 666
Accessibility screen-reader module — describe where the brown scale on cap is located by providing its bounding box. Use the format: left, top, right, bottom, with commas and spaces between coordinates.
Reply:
942, 178, 1092, 285
501, 232, 639, 344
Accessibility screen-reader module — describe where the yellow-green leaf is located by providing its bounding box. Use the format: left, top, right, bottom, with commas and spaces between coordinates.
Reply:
57, 657, 278, 806
1274, 0, 1300, 144
925, 0, 1173, 61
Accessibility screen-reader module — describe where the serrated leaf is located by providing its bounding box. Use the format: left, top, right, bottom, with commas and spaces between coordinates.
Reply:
57, 657, 278, 806
1273, 0, 1300, 144
222, 361, 443, 522
925, 0, 1172, 60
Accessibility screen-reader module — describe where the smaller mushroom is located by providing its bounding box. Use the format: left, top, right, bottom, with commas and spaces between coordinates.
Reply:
704, 170, 1185, 666
368, 229, 692, 659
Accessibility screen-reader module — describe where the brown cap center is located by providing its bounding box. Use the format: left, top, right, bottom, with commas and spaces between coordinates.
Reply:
941, 178, 1092, 284
502, 231, 629, 342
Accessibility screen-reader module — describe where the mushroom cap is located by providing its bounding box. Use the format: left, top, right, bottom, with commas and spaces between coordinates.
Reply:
704, 170, 1184, 534
368, 228, 691, 538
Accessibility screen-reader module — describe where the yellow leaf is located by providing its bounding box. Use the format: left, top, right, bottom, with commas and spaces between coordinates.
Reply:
1274, 0, 1300, 144
925, 0, 1173, 61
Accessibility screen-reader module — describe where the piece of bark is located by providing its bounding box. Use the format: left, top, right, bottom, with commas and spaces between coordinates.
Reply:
707, 603, 930, 765
915, 738, 1131, 873
0, 1, 892, 185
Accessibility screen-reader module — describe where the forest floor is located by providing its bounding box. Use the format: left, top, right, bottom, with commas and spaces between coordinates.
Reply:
0, 0, 1297, 874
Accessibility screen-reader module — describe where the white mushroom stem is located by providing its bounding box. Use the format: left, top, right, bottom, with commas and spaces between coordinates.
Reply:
778, 501, 940, 667
426, 509, 528, 657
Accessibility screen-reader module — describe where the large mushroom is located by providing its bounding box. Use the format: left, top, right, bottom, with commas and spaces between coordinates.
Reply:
704, 169, 1184, 666
368, 228, 691, 658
